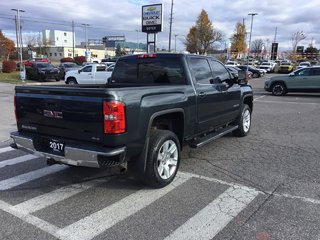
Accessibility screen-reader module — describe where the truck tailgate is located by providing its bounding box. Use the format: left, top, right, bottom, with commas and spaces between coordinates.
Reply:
15, 86, 106, 143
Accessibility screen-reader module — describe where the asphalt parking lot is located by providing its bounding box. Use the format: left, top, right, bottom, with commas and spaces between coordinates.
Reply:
0, 74, 319, 239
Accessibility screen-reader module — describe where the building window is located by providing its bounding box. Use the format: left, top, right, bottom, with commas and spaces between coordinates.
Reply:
60, 53, 62, 56
68, 53, 72, 57
64, 32, 67, 36
54, 53, 57, 56
50, 53, 52, 56
57, 37, 59, 41
64, 40, 67, 43
75, 54, 78, 57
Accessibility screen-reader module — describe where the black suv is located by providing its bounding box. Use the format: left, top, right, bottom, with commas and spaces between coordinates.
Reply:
26, 62, 60, 81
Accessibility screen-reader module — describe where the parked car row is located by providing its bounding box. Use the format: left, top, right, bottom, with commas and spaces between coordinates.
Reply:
24, 60, 115, 83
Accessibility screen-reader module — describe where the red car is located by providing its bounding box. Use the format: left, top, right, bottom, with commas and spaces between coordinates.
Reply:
24, 58, 50, 67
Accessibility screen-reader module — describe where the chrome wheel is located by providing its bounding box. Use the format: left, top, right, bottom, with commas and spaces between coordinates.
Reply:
157, 140, 178, 180
243, 109, 251, 133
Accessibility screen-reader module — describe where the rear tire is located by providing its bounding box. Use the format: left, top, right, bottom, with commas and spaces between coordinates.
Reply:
233, 104, 251, 137
143, 130, 180, 188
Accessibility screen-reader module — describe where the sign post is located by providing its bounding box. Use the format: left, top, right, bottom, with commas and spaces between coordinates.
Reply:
142, 4, 163, 53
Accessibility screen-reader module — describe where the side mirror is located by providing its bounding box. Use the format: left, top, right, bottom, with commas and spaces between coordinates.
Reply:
78, 69, 81, 73
237, 70, 247, 83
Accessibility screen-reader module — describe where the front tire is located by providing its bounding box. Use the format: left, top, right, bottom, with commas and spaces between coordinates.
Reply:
233, 104, 251, 137
143, 130, 180, 188
67, 78, 77, 84
272, 82, 286, 96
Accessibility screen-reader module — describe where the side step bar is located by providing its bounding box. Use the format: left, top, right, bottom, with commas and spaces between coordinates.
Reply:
188, 125, 239, 148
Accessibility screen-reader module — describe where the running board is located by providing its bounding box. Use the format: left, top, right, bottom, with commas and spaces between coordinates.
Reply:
188, 125, 239, 148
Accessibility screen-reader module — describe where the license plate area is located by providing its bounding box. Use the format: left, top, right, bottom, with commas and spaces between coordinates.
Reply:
33, 137, 65, 156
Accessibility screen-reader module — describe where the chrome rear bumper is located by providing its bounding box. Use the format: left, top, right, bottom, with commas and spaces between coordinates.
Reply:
10, 132, 126, 168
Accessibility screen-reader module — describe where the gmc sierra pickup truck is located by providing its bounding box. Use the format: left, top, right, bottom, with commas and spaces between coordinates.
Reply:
11, 53, 253, 188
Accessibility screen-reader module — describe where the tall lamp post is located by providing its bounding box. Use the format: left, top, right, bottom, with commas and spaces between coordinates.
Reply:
247, 13, 258, 70
82, 23, 89, 61
174, 34, 178, 52
11, 8, 25, 81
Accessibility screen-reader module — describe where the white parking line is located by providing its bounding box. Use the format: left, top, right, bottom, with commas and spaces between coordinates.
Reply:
253, 95, 266, 101
0, 165, 68, 190
12, 178, 109, 214
255, 100, 320, 105
164, 186, 258, 240
0, 199, 60, 238
0, 146, 14, 154
56, 174, 192, 240
0, 154, 38, 169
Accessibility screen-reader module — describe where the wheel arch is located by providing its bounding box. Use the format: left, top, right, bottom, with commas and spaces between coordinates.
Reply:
134, 108, 185, 174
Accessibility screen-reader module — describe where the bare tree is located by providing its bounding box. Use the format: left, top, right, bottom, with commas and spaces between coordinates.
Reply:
251, 39, 264, 55
291, 31, 306, 60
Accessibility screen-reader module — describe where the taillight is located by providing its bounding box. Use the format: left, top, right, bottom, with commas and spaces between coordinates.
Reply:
103, 101, 126, 134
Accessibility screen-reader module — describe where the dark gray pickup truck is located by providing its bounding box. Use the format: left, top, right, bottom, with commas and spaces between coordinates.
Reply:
11, 53, 253, 188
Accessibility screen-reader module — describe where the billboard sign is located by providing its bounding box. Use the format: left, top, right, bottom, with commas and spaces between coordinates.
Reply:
142, 4, 163, 33
271, 43, 278, 60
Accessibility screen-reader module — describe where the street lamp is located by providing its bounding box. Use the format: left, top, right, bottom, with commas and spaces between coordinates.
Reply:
247, 13, 258, 71
11, 8, 25, 80
81, 24, 89, 61
174, 34, 178, 52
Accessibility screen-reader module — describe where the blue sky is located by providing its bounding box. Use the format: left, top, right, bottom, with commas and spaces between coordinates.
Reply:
0, 0, 318, 52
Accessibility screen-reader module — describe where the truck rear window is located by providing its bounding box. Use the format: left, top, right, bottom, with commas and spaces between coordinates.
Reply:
111, 58, 186, 85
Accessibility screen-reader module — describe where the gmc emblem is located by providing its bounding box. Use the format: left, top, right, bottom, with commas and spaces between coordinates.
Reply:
43, 110, 63, 119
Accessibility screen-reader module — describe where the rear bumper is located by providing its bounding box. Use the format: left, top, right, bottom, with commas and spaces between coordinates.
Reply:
10, 131, 126, 168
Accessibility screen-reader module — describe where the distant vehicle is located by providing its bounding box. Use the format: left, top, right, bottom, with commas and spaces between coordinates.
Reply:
278, 63, 294, 73
58, 62, 80, 79
24, 58, 50, 67
65, 64, 113, 84
238, 65, 261, 78
298, 61, 311, 69
225, 60, 239, 67
26, 62, 60, 81
259, 62, 275, 73
264, 66, 320, 95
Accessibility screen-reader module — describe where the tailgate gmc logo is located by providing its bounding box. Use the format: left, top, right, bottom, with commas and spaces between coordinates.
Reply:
43, 110, 63, 119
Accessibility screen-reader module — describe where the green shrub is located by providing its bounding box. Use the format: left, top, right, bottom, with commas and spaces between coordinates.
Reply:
2, 60, 17, 73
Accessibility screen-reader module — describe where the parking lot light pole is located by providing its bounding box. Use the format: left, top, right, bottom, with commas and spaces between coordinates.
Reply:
81, 23, 89, 61
11, 9, 25, 77
247, 13, 258, 72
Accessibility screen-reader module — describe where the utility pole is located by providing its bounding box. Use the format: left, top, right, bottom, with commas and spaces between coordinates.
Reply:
174, 34, 178, 52
11, 8, 25, 81
82, 23, 89, 61
247, 12, 258, 70
168, 0, 173, 52
72, 21, 75, 58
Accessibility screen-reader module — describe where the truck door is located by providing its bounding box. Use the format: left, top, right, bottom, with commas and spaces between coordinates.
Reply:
209, 60, 241, 123
78, 65, 94, 84
188, 57, 226, 133
94, 65, 108, 84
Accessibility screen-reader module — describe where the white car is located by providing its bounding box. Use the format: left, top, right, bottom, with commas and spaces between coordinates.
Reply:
298, 61, 311, 69
65, 64, 113, 84
225, 60, 239, 67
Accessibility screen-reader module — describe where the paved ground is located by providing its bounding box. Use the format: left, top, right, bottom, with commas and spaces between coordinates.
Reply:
0, 75, 319, 239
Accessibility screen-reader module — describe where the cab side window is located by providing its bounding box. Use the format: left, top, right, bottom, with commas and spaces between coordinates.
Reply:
210, 60, 230, 83
82, 66, 92, 72
188, 58, 212, 84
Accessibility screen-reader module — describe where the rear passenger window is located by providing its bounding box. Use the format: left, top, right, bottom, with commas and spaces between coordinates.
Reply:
188, 58, 212, 84
96, 66, 106, 71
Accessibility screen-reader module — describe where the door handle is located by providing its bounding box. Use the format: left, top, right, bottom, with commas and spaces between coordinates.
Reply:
198, 92, 206, 98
